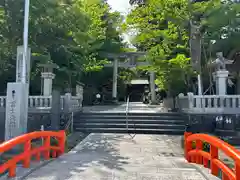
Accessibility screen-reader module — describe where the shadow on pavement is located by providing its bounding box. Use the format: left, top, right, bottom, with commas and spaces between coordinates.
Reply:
22, 134, 130, 179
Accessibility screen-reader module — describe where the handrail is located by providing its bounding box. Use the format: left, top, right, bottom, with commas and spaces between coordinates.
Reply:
125, 95, 136, 138
184, 132, 240, 180
64, 112, 74, 135
0, 131, 65, 177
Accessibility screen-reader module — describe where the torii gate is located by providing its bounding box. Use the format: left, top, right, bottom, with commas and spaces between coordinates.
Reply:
102, 52, 157, 104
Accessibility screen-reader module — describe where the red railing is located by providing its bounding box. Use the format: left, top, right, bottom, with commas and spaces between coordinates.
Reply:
0, 130, 65, 177
184, 132, 240, 180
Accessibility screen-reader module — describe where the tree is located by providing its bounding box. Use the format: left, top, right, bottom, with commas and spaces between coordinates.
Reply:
124, 0, 193, 96
125, 0, 239, 96
0, 0, 125, 94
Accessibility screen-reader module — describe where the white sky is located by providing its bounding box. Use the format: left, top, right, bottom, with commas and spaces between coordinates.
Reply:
107, 0, 134, 47
107, 0, 131, 15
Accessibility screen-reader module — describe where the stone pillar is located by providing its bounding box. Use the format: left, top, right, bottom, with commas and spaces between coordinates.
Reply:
5, 46, 31, 140
41, 72, 55, 96
214, 70, 229, 95
76, 84, 83, 97
112, 58, 118, 101
187, 92, 194, 110
76, 84, 84, 110
150, 71, 156, 104
64, 93, 72, 113
50, 90, 61, 130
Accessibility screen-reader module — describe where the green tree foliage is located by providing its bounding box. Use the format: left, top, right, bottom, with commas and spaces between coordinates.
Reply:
0, 0, 124, 94
125, 0, 240, 96
201, 1, 240, 55
125, 0, 193, 96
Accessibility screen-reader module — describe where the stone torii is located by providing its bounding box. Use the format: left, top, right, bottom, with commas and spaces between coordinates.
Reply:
101, 52, 157, 104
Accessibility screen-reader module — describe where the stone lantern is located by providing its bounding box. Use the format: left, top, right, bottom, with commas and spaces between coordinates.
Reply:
38, 63, 58, 96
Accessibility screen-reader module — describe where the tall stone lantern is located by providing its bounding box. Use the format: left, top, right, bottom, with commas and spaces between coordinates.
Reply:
39, 63, 58, 96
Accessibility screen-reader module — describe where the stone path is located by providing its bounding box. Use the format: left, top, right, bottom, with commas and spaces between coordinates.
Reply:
8, 133, 219, 180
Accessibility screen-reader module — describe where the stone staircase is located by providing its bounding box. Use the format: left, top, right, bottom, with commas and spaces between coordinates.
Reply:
74, 112, 186, 135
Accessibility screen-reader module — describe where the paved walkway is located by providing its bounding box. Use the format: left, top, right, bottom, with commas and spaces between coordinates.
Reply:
9, 133, 218, 180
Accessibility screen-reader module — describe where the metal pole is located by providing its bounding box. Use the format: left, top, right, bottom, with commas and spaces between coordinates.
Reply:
22, 0, 30, 83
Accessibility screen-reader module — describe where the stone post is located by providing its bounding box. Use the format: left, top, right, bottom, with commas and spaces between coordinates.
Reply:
5, 46, 31, 140
76, 84, 83, 97
39, 63, 58, 96
76, 83, 84, 110
214, 70, 229, 95
41, 72, 55, 96
64, 93, 72, 113
112, 58, 118, 101
187, 92, 194, 110
50, 90, 61, 130
150, 71, 157, 104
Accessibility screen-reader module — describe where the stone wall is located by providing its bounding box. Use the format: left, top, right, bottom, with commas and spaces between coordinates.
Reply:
0, 109, 83, 142
186, 112, 240, 145
0, 109, 51, 141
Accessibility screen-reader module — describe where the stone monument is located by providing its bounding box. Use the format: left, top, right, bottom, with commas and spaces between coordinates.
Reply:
5, 46, 31, 140
39, 63, 58, 96
5, 83, 28, 140
211, 52, 234, 95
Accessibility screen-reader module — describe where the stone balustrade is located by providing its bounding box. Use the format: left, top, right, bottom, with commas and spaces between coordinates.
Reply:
0, 94, 82, 111
71, 96, 82, 111
177, 93, 240, 114
28, 96, 52, 108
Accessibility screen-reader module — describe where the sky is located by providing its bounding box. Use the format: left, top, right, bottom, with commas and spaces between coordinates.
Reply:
107, 0, 133, 46
107, 0, 131, 15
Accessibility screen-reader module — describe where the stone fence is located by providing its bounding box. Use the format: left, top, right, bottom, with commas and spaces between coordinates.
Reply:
176, 93, 240, 114
0, 94, 82, 112
176, 93, 240, 142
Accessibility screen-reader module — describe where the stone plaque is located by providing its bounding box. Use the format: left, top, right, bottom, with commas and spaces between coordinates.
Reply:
223, 115, 235, 130
5, 83, 28, 140
215, 115, 224, 129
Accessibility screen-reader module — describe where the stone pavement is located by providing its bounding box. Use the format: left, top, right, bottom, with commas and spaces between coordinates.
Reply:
5, 133, 219, 180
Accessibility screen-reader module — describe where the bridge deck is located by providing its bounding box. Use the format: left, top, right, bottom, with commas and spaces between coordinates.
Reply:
7, 133, 219, 180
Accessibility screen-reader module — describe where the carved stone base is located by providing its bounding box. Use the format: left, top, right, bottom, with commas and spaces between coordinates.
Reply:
213, 70, 229, 95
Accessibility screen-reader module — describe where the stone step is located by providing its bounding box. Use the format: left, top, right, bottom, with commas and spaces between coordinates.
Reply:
79, 115, 184, 120
75, 110, 185, 135
74, 123, 185, 130
74, 127, 185, 135
75, 119, 185, 125
80, 112, 182, 116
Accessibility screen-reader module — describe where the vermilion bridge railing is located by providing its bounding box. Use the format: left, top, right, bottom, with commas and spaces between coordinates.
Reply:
184, 132, 240, 180
0, 131, 65, 177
